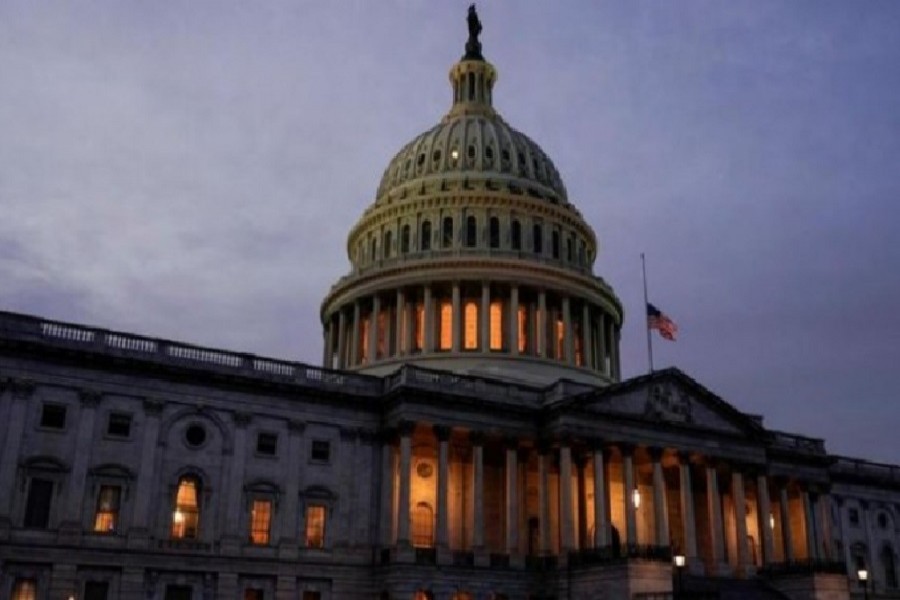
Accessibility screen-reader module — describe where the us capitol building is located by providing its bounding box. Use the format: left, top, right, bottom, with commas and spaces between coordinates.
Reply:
1, 10, 898, 600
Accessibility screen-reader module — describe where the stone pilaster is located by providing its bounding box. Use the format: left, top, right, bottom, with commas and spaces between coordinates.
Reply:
279, 420, 305, 556
622, 444, 638, 546
396, 421, 414, 547
559, 444, 575, 552
592, 441, 609, 547
756, 473, 775, 565
128, 399, 164, 546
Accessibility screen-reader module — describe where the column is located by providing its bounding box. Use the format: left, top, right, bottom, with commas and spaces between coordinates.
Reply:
581, 303, 592, 368
509, 286, 520, 356
397, 422, 414, 547
592, 442, 609, 547
350, 301, 361, 365
0, 380, 33, 529
395, 289, 406, 356
802, 489, 817, 560
756, 473, 775, 565
707, 464, 726, 567
451, 282, 461, 352
732, 470, 751, 571
130, 399, 164, 537
322, 319, 333, 368
622, 445, 638, 546
576, 456, 588, 549
279, 421, 305, 548
559, 444, 575, 552
336, 309, 347, 368
471, 431, 485, 549
368, 295, 380, 363
539, 445, 551, 555
480, 282, 490, 351
650, 447, 670, 547
435, 425, 451, 550
597, 313, 608, 375
562, 296, 574, 364
423, 285, 434, 352
779, 483, 794, 562
537, 291, 547, 357
815, 491, 833, 560
613, 328, 621, 379
679, 453, 698, 562
379, 432, 394, 546
505, 439, 519, 555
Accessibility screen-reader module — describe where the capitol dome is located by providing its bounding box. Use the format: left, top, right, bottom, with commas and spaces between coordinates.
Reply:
320, 14, 623, 386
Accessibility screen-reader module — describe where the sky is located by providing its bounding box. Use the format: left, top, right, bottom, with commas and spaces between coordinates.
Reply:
1, 1, 899, 462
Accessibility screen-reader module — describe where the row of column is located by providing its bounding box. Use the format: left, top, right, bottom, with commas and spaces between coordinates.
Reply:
381, 425, 832, 573
323, 283, 620, 378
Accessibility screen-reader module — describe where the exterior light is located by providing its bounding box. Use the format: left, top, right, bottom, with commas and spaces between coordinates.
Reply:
450, 149, 459, 160
674, 554, 686, 568
632, 489, 641, 509
769, 513, 775, 529
858, 569, 868, 582
173, 510, 184, 524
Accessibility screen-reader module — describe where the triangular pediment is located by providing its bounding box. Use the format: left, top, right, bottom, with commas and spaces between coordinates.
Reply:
577, 368, 763, 438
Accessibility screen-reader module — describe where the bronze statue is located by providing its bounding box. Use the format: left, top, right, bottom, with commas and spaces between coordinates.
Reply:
464, 4, 483, 60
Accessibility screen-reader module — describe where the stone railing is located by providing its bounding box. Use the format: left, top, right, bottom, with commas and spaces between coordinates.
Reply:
769, 431, 827, 455
568, 544, 672, 567
831, 456, 900, 485
0, 311, 383, 396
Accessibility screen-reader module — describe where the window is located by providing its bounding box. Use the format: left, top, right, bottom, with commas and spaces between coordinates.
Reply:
369, 236, 377, 262
383, 231, 392, 259
551, 230, 560, 259
359, 318, 370, 364
106, 413, 132, 438
438, 301, 453, 351
517, 305, 528, 353
555, 318, 565, 359
84, 581, 110, 600
489, 217, 500, 248
489, 301, 503, 351
93, 485, 121, 533
463, 301, 478, 350
884, 545, 898, 589
164, 585, 193, 600
11, 578, 37, 600
412, 502, 434, 547
184, 424, 206, 447
849, 508, 860, 526
878, 513, 889, 529
566, 235, 574, 262
465, 216, 477, 247
171, 476, 200, 539
40, 403, 66, 429
305, 505, 326, 548
23, 477, 53, 528
420, 221, 431, 251
532, 224, 543, 254
442, 216, 453, 248
413, 304, 424, 351
249, 499, 272, 545
401, 225, 411, 253
311, 440, 331, 462
511, 219, 521, 250
256, 432, 278, 456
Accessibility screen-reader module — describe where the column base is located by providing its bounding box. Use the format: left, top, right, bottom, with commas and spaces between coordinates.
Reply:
394, 543, 415, 564
707, 562, 733, 577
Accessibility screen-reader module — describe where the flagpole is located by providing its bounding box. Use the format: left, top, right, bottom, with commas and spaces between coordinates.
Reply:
641, 253, 654, 373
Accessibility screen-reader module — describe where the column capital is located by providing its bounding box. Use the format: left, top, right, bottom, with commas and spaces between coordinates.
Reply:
503, 436, 520, 451
397, 420, 416, 436
617, 442, 636, 457
647, 446, 666, 461
468, 430, 486, 446
433, 424, 452, 441
339, 426, 358, 441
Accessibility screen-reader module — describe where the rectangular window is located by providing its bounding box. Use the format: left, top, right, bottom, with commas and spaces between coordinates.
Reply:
256, 432, 278, 456
489, 300, 503, 351
305, 505, 326, 548
12, 579, 37, 600
164, 585, 193, 600
311, 440, 330, 462
463, 301, 478, 350
40, 403, 67, 429
438, 301, 453, 351
24, 477, 53, 528
93, 485, 121, 533
106, 413, 132, 437
249, 499, 272, 545
84, 581, 110, 600
556, 318, 565, 360
517, 305, 528, 354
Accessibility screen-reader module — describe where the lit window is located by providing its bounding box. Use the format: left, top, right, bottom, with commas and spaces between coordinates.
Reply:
249, 499, 272, 545
439, 302, 453, 350
412, 502, 434, 547
414, 304, 424, 351
11, 579, 37, 600
23, 477, 53, 528
489, 301, 503, 351
305, 505, 326, 548
377, 308, 388, 359
464, 301, 478, 350
93, 485, 121, 533
574, 321, 584, 366
517, 305, 528, 353
359, 318, 370, 364
556, 318, 565, 359
171, 476, 200, 539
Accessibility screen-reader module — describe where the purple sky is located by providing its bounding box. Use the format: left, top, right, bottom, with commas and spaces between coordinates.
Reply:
2, 2, 899, 463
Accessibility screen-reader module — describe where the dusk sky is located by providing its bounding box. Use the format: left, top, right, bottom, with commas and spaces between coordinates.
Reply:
2, 2, 899, 462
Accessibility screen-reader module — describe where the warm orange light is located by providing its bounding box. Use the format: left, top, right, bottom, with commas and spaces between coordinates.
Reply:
439, 302, 453, 350
305, 505, 326, 548
555, 318, 565, 359
414, 304, 424, 350
464, 301, 478, 350
359, 319, 370, 363
517, 305, 528, 353
489, 301, 502, 350
250, 499, 272, 545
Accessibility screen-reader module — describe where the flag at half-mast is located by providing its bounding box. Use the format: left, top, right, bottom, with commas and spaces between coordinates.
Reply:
646, 303, 678, 341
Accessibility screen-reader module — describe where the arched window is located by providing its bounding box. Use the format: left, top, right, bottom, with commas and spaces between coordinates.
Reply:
369, 237, 377, 263
489, 217, 500, 248
489, 300, 503, 351
511, 219, 522, 250
401, 225, 411, 254
439, 302, 453, 351
171, 475, 201, 539
421, 220, 431, 251
465, 215, 477, 247
464, 301, 479, 350
412, 502, 434, 547
532, 223, 543, 254
884, 545, 898, 589
551, 230, 560, 259
383, 231, 392, 259
11, 579, 36, 600
517, 305, 528, 354
442, 217, 454, 248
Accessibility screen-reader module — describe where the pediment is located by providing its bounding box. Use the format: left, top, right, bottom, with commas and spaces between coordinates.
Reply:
581, 368, 763, 438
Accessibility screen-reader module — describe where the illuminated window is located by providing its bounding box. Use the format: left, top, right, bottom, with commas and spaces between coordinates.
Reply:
93, 485, 121, 533
517, 305, 528, 353
305, 505, 326, 548
421, 221, 432, 251
463, 301, 479, 350
249, 499, 272, 545
414, 592, 434, 600
442, 216, 453, 248
171, 476, 200, 539
414, 304, 424, 351
412, 502, 434, 547
359, 319, 370, 364
452, 593, 473, 600
511, 219, 521, 250
465, 216, 477, 247
439, 302, 453, 351
11, 579, 36, 600
377, 309, 388, 359
556, 318, 565, 360
489, 301, 503, 350
489, 217, 500, 248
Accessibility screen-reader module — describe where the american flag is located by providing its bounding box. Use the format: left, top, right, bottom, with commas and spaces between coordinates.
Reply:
647, 303, 678, 341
